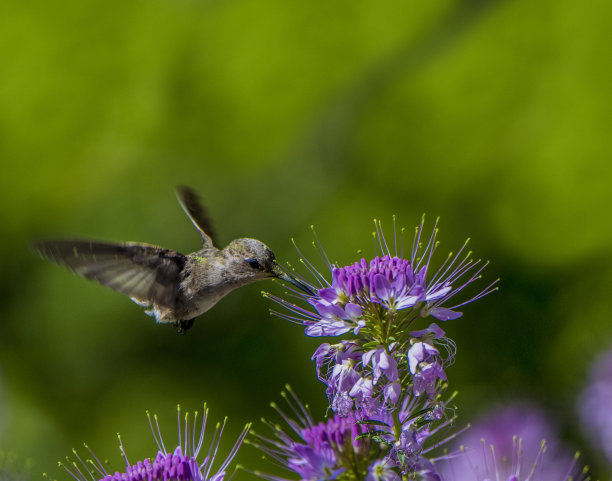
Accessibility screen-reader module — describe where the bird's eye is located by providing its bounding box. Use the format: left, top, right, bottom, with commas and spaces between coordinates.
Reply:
245, 258, 262, 270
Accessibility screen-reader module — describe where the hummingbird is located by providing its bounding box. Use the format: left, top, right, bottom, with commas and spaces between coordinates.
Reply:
32, 186, 312, 333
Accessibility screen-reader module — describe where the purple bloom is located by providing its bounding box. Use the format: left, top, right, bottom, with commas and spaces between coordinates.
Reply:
250, 388, 375, 481
413, 363, 446, 398
578, 349, 612, 464
311, 341, 362, 381
360, 395, 457, 476
383, 382, 401, 405
331, 391, 354, 417
253, 391, 454, 479
363, 346, 398, 384
260, 219, 498, 479
366, 460, 400, 481
268, 217, 497, 336
408, 342, 440, 375
63, 406, 249, 481
349, 376, 376, 414
411, 323, 446, 341
439, 403, 585, 481
304, 301, 364, 337
328, 358, 361, 398
408, 342, 446, 398
317, 255, 470, 321
265, 219, 494, 419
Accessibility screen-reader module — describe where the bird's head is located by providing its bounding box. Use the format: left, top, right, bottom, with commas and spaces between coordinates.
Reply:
225, 238, 313, 294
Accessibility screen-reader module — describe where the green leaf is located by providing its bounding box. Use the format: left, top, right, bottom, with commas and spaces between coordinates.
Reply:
355, 419, 392, 428
355, 429, 392, 440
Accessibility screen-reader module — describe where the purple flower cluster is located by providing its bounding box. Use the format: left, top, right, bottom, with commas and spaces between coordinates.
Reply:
250, 387, 455, 481
63, 406, 249, 481
441, 403, 587, 481
262, 219, 497, 478
250, 389, 371, 481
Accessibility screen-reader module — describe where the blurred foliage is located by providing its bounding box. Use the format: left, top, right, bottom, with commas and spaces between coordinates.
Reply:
1, 0, 612, 479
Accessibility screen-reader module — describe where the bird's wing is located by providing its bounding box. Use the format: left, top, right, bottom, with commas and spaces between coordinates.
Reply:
176, 186, 217, 248
32, 240, 187, 308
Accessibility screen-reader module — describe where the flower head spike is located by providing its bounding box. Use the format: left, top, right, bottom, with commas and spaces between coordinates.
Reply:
266, 219, 494, 417
62, 406, 250, 481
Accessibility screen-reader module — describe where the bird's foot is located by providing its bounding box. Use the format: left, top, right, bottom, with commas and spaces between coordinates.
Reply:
175, 318, 195, 334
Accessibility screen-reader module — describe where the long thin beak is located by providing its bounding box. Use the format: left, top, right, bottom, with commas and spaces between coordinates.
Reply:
271, 264, 316, 296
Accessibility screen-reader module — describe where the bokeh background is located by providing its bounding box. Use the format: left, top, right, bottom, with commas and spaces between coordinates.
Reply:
1, 0, 612, 479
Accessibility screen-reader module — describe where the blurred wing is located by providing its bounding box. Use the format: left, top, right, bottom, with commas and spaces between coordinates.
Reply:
32, 240, 187, 308
176, 185, 217, 248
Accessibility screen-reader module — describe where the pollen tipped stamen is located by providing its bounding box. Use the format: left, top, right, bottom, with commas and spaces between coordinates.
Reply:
196, 406, 209, 458
374, 219, 392, 258
268, 309, 309, 325
419, 223, 440, 274
311, 226, 332, 271
117, 433, 130, 467
68, 452, 93, 481
411, 215, 426, 264
292, 238, 329, 287
177, 404, 183, 456
273, 398, 311, 436
428, 238, 471, 288
190, 410, 199, 458
64, 406, 247, 481
84, 444, 107, 479
202, 419, 227, 479
217, 424, 251, 476
434, 259, 487, 306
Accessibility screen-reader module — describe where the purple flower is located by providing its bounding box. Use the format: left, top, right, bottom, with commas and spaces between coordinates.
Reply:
413, 363, 446, 398
349, 376, 376, 414
578, 349, 612, 464
250, 388, 375, 481
265, 219, 494, 419
366, 460, 400, 481
327, 357, 361, 398
63, 406, 249, 481
304, 301, 364, 337
383, 382, 401, 405
439, 403, 586, 481
408, 342, 447, 398
331, 391, 354, 417
408, 342, 440, 375
267, 217, 497, 336
311, 341, 362, 381
410, 323, 446, 341
370, 395, 457, 476
363, 346, 399, 384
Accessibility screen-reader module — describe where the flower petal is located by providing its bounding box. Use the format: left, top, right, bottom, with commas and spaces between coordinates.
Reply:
425, 285, 452, 302
429, 307, 462, 321
373, 274, 392, 301
345, 303, 362, 319
314, 302, 346, 320
305, 319, 352, 337
319, 287, 340, 303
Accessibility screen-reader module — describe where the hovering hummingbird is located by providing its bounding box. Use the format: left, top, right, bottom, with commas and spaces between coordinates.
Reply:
33, 186, 312, 333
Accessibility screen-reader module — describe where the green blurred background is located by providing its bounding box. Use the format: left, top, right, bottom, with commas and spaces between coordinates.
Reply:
1, 0, 612, 479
